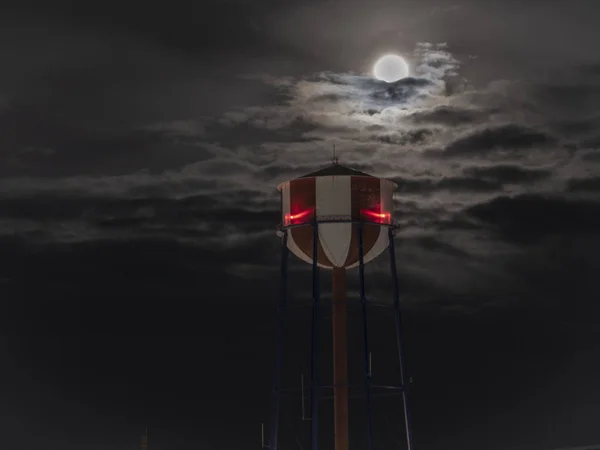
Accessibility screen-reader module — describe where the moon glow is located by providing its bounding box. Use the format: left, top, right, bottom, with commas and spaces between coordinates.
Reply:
373, 54, 409, 83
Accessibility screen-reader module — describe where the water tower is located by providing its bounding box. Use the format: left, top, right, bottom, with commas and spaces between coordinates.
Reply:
266, 160, 415, 450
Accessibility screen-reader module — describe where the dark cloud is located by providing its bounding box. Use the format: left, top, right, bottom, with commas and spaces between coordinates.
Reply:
391, 164, 550, 197
580, 134, 600, 149
0, 191, 279, 246
375, 129, 433, 145
407, 105, 490, 126
550, 115, 600, 137
466, 194, 600, 242
581, 149, 600, 161
393, 176, 501, 193
567, 176, 600, 192
0, 131, 215, 178
209, 116, 320, 147
0, 236, 281, 335
369, 77, 436, 103
463, 164, 552, 184
443, 124, 556, 156
533, 82, 600, 113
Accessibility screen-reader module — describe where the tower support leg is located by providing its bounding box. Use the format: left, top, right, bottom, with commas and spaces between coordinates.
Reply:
332, 267, 349, 450
357, 224, 374, 450
388, 228, 415, 450
269, 230, 290, 450
310, 223, 321, 450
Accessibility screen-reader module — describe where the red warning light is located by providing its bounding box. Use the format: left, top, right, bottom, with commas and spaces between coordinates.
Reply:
361, 209, 392, 224
284, 208, 314, 226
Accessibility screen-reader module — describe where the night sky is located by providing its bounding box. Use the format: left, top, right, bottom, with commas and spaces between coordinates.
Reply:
1, 1, 600, 449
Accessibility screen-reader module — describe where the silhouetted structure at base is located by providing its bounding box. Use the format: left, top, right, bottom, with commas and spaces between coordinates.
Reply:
140, 427, 148, 450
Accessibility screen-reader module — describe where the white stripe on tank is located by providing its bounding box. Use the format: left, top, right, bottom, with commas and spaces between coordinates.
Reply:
316, 176, 352, 268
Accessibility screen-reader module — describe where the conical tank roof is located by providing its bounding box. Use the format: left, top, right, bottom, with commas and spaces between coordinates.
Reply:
299, 162, 375, 179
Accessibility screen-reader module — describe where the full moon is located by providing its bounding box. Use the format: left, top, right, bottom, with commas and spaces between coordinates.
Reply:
373, 54, 409, 83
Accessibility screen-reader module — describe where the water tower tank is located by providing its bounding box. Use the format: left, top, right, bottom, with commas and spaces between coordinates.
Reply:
277, 162, 397, 268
